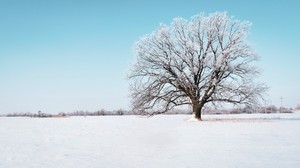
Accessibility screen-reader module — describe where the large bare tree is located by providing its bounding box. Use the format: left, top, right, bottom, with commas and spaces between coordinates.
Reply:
128, 12, 267, 120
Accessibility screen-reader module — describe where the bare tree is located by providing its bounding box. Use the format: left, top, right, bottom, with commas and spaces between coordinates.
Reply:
295, 103, 300, 110
128, 12, 267, 120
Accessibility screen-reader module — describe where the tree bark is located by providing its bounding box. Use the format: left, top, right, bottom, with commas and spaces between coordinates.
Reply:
193, 104, 202, 120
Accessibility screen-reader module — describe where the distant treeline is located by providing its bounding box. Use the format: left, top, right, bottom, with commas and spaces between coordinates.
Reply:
0, 105, 294, 118
202, 105, 293, 115
1, 109, 130, 118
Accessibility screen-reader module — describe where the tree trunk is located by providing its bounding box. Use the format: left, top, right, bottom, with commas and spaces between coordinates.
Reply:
193, 104, 202, 120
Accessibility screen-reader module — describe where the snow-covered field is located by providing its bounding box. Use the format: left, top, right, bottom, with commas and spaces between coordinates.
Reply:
1, 113, 300, 168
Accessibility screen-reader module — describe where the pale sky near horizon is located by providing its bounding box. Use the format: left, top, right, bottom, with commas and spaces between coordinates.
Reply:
0, 0, 299, 114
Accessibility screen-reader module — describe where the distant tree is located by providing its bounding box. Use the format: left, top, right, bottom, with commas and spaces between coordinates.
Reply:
295, 104, 300, 110
96, 109, 106, 116
58, 112, 66, 117
265, 105, 277, 113
241, 105, 254, 113
128, 12, 267, 120
116, 109, 124, 115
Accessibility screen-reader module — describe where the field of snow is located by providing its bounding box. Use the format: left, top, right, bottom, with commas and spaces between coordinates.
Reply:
1, 113, 300, 168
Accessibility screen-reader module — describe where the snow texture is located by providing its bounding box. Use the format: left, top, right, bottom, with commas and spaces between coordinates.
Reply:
1, 113, 300, 168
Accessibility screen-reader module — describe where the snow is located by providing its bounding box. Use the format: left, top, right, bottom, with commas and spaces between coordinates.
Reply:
1, 113, 300, 168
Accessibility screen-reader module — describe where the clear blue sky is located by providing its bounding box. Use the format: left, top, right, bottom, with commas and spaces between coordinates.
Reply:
0, 0, 299, 114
